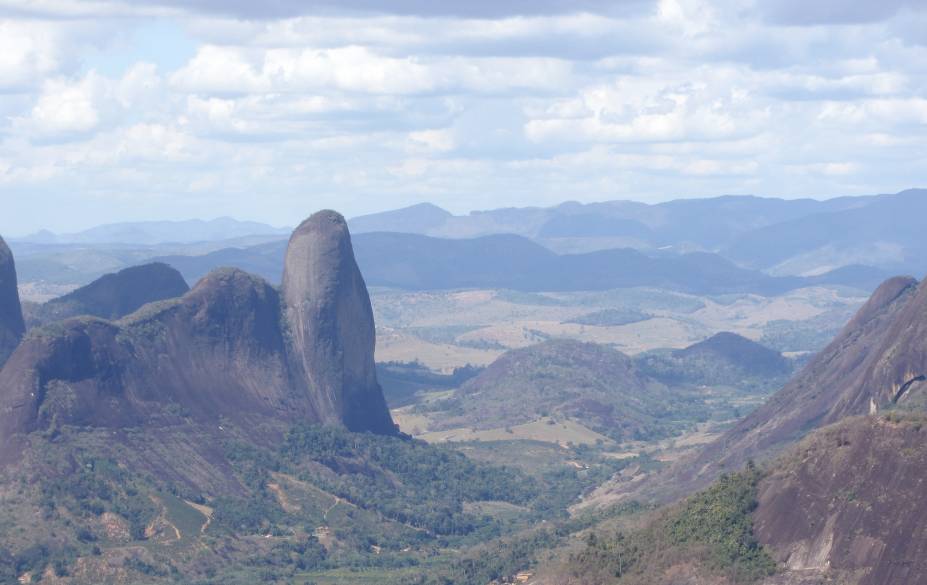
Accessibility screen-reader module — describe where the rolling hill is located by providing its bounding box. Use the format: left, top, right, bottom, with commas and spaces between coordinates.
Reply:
636, 332, 793, 390
414, 339, 710, 443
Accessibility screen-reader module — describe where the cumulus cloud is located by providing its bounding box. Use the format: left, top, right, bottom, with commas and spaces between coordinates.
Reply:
1, 0, 926, 234
169, 44, 573, 96
13, 64, 163, 141
0, 20, 71, 90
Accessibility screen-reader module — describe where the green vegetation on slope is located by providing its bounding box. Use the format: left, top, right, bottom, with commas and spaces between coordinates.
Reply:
567, 464, 776, 584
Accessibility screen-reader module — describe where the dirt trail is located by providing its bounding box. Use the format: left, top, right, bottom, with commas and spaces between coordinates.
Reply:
323, 496, 342, 521
185, 500, 214, 534
267, 482, 301, 513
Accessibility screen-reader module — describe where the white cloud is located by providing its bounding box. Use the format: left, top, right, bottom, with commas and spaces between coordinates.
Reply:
408, 128, 456, 152
170, 44, 572, 96
1, 0, 927, 234
13, 64, 165, 141
24, 75, 100, 136
0, 20, 67, 90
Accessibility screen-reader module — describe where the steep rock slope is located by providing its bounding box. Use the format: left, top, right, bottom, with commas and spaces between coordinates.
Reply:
282, 211, 395, 434
25, 262, 190, 327
550, 416, 927, 585
754, 415, 927, 585
675, 274, 923, 487
0, 211, 395, 464
0, 236, 25, 367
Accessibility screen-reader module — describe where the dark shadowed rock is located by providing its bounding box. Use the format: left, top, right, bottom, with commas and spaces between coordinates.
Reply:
0, 269, 295, 456
0, 236, 25, 367
26, 262, 190, 328
282, 210, 395, 434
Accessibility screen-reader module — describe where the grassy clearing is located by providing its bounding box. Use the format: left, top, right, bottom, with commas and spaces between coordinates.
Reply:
157, 493, 208, 543
417, 417, 613, 447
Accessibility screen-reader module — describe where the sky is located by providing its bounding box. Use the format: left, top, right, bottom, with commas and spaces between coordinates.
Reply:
1, 0, 926, 235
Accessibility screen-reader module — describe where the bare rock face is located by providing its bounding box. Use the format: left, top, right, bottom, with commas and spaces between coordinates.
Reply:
0, 269, 295, 451
282, 211, 395, 434
0, 236, 25, 367
755, 416, 927, 585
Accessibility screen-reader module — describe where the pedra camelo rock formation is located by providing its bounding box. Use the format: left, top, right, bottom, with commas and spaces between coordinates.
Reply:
0, 211, 396, 463
0, 236, 25, 368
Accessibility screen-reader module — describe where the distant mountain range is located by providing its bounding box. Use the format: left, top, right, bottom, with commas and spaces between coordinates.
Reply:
16, 217, 289, 246
9, 189, 926, 291
152, 232, 889, 295
349, 190, 926, 275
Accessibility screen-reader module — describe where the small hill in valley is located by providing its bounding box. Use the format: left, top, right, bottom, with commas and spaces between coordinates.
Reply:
419, 339, 705, 442
0, 236, 25, 367
25, 262, 190, 328
636, 332, 792, 390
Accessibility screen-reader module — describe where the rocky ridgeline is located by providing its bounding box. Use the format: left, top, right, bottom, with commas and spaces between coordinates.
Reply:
0, 211, 396, 463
